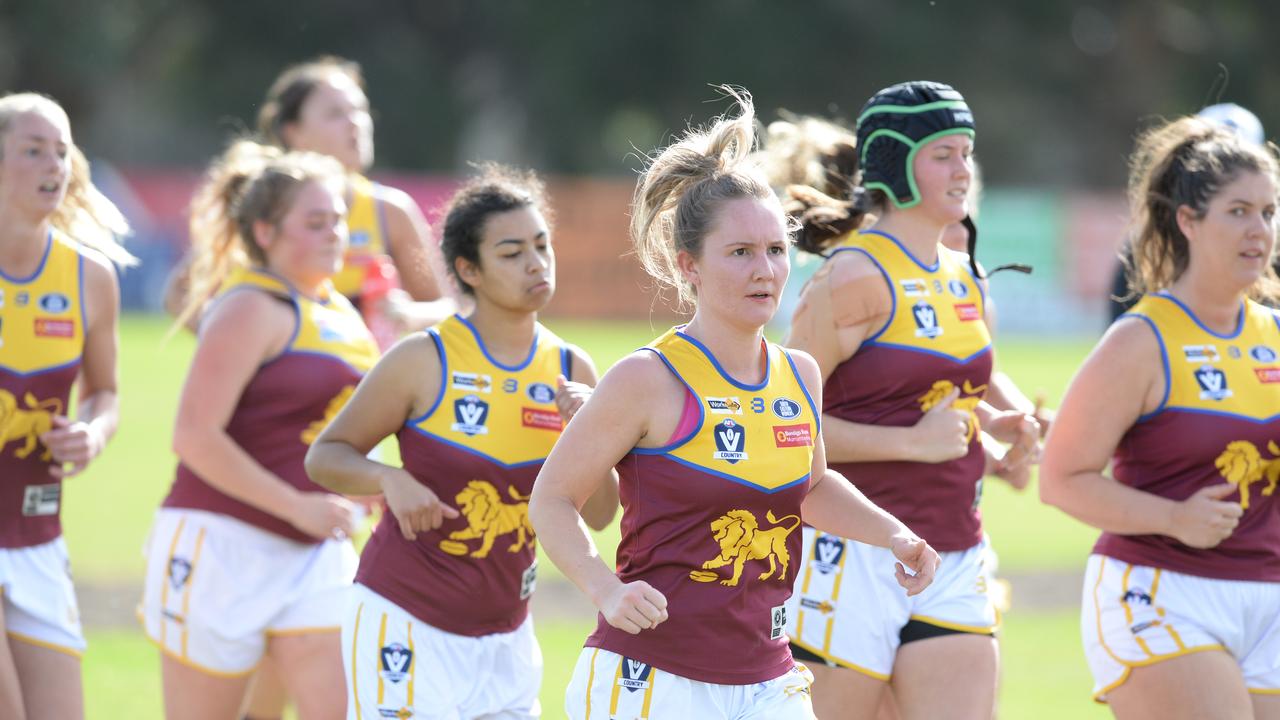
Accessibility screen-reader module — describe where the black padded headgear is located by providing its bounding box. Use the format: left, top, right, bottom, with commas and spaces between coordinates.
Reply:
855, 81, 975, 209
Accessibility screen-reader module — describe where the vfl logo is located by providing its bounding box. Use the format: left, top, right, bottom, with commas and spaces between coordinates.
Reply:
451, 395, 490, 436
168, 558, 192, 591
0, 390, 62, 461
912, 301, 943, 339
771, 398, 802, 420
1214, 440, 1280, 510
1183, 345, 1220, 363
899, 279, 929, 297
451, 372, 492, 394
379, 643, 413, 683
526, 382, 555, 404
438, 480, 534, 558
38, 292, 70, 313
706, 396, 743, 415
812, 533, 845, 575
300, 385, 355, 445
619, 657, 653, 693
712, 419, 748, 463
948, 279, 969, 298
688, 509, 801, 587
1251, 345, 1278, 363
917, 379, 987, 442
1194, 366, 1232, 401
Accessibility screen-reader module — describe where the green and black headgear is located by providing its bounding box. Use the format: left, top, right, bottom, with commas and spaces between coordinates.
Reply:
856, 81, 1029, 277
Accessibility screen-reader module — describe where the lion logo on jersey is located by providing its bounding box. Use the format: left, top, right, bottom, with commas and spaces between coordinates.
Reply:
917, 379, 988, 442
1214, 440, 1280, 510
438, 480, 534, 559
689, 509, 802, 587
0, 390, 62, 461
299, 385, 356, 446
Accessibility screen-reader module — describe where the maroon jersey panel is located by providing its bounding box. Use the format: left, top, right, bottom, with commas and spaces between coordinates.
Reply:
1095, 410, 1280, 581
585, 454, 810, 685
355, 429, 542, 636
164, 353, 363, 543
0, 363, 79, 548
825, 344, 992, 551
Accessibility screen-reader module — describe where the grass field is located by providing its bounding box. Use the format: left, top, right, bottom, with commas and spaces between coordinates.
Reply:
64, 314, 1109, 719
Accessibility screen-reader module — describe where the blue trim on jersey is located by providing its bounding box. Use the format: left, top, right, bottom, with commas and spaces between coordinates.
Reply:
957, 250, 988, 313
408, 329, 448, 424
455, 313, 539, 371
1152, 292, 1245, 340
1123, 313, 1170, 423
630, 347, 704, 455
860, 340, 992, 365
782, 350, 821, 434
560, 345, 572, 381
673, 330, 770, 392
77, 252, 87, 340
0, 357, 82, 377
826, 246, 895, 344
860, 229, 940, 272
402, 424, 547, 469
643, 452, 811, 494
0, 232, 52, 283
1272, 309, 1280, 334
1161, 406, 1280, 424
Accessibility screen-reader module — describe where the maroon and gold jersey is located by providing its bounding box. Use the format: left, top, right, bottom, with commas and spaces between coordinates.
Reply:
585, 327, 818, 685
163, 268, 378, 543
1096, 293, 1280, 581
0, 232, 85, 548
823, 230, 992, 551
355, 315, 570, 636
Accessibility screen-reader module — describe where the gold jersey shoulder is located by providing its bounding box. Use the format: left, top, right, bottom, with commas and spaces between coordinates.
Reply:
834, 230, 990, 361
332, 175, 388, 298
1129, 293, 1280, 420
648, 327, 817, 492
219, 267, 379, 374
0, 232, 85, 374
409, 315, 568, 466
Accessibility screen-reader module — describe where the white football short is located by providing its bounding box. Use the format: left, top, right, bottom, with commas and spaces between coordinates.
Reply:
0, 537, 84, 657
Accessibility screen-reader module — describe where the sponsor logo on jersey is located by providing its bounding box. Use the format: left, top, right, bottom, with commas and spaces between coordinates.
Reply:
912, 301, 943, 339
34, 318, 74, 338
37, 292, 70, 313
706, 396, 743, 415
20, 483, 59, 516
948, 279, 970, 298
1182, 344, 1220, 363
1194, 365, 1232, 401
1122, 588, 1152, 606
379, 643, 413, 683
954, 303, 981, 322
770, 604, 787, 640
619, 657, 653, 692
1228, 346, 1242, 359
1251, 345, 1278, 363
15, 291, 29, 307
520, 560, 537, 600
502, 378, 519, 393
376, 708, 412, 720
1255, 367, 1280, 384
773, 424, 813, 448
771, 397, 802, 419
526, 382, 555, 404
451, 372, 492, 393
1131, 619, 1162, 635
712, 419, 747, 463
933, 279, 944, 294
899, 279, 929, 297
349, 230, 371, 248
751, 397, 765, 413
451, 395, 490, 435
800, 597, 835, 613
521, 407, 562, 431
812, 533, 845, 574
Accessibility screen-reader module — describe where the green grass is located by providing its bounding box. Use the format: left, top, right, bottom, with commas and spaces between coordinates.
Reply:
83, 609, 1108, 719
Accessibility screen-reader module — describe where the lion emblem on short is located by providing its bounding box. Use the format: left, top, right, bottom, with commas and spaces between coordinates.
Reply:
918, 379, 988, 442
439, 480, 534, 558
300, 385, 356, 445
1214, 439, 1280, 510
0, 390, 62, 461
690, 509, 802, 587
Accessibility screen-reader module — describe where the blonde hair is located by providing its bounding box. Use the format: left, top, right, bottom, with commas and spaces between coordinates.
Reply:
631, 88, 776, 309
1126, 116, 1280, 302
175, 140, 346, 330
0, 93, 134, 266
